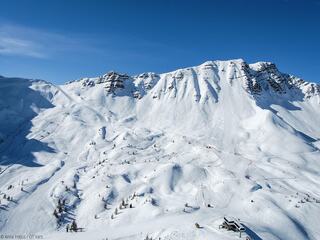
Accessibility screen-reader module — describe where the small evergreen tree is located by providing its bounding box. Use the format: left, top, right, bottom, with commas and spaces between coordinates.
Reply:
53, 209, 59, 218
71, 220, 77, 232
58, 205, 63, 213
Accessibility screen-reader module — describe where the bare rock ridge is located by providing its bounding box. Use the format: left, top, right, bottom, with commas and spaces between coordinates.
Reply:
74, 59, 320, 101
81, 71, 129, 93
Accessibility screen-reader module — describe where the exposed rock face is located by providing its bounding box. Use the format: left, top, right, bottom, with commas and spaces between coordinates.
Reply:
75, 59, 319, 101
132, 72, 160, 99
100, 71, 129, 93
239, 61, 320, 99
80, 71, 129, 93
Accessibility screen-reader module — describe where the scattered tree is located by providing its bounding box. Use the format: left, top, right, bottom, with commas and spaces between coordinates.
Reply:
53, 209, 59, 218
71, 220, 78, 232
58, 205, 63, 213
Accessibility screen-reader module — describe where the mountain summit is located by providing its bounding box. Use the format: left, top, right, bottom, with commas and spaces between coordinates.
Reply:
73, 59, 320, 100
0, 60, 320, 240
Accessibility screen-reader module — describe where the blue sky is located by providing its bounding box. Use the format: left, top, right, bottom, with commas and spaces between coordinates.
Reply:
0, 0, 319, 84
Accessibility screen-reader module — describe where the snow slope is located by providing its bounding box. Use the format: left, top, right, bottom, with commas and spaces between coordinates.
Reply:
0, 59, 320, 240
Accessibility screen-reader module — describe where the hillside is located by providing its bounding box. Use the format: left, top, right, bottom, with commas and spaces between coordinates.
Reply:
0, 59, 320, 240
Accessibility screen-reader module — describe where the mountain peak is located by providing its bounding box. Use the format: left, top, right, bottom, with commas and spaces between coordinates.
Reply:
66, 59, 319, 101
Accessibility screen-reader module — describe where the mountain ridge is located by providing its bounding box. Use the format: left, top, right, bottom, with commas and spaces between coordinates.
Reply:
64, 59, 320, 102
0, 59, 320, 240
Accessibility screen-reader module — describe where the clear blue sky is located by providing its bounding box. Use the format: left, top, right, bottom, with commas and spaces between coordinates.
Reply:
0, 0, 319, 84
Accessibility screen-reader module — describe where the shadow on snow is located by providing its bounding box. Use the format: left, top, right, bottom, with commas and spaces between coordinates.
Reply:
0, 77, 55, 167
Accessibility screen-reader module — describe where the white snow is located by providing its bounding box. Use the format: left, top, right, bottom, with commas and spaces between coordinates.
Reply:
0, 60, 320, 240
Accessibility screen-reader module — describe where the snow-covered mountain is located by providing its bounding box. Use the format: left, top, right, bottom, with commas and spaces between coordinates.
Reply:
0, 59, 320, 240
